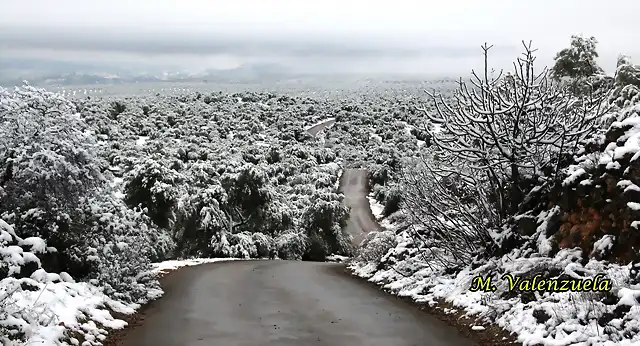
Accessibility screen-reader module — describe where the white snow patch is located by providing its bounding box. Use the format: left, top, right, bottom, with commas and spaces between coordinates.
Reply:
135, 136, 149, 146
0, 276, 137, 345
563, 167, 586, 186
326, 254, 351, 262
627, 202, 640, 211
151, 258, 244, 274
334, 169, 344, 190
18, 237, 48, 253
367, 194, 385, 220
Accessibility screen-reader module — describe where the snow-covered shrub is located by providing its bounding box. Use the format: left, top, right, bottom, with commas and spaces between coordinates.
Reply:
227, 232, 258, 259
251, 232, 272, 258
424, 44, 609, 218
607, 56, 640, 108
173, 184, 230, 257
399, 156, 496, 264
539, 103, 640, 263
0, 86, 105, 209
355, 230, 397, 265
124, 156, 185, 229
382, 183, 402, 216
300, 191, 352, 260
0, 85, 107, 275
615, 55, 640, 89
68, 193, 173, 303
551, 35, 603, 80
610, 85, 640, 108
276, 232, 309, 260
208, 231, 253, 259
0, 218, 54, 343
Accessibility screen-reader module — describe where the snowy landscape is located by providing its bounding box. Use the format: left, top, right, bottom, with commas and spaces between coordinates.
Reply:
2, 23, 640, 346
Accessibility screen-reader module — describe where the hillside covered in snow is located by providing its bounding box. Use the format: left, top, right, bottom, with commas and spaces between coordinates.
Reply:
2, 35, 640, 346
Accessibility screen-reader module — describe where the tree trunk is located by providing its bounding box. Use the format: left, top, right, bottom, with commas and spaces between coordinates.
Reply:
510, 163, 522, 214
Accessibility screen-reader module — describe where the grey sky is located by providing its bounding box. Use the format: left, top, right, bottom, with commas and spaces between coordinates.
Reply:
1, 0, 639, 75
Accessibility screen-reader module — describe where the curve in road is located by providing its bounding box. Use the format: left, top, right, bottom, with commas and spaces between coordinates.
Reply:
339, 169, 381, 245
306, 118, 335, 137
307, 118, 379, 245
111, 118, 474, 346
116, 260, 474, 346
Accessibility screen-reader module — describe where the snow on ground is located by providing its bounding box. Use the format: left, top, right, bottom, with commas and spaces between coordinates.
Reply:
304, 117, 336, 131
135, 136, 149, 147
350, 216, 640, 346
366, 194, 395, 229
1, 276, 136, 346
151, 258, 243, 275
1, 255, 244, 345
367, 193, 384, 220
334, 169, 343, 190
326, 254, 351, 262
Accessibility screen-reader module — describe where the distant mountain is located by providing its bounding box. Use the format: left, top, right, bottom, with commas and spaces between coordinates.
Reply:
0, 58, 306, 87
0, 58, 447, 88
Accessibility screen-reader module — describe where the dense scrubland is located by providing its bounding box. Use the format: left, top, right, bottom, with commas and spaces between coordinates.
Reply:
2, 35, 640, 345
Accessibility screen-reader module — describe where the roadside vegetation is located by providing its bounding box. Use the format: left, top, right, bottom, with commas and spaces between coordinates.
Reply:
349, 35, 640, 345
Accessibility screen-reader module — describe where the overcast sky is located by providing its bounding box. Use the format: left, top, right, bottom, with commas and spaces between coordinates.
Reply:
1, 0, 639, 76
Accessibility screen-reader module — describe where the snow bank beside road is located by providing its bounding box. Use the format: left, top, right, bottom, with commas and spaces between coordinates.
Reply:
350, 219, 640, 346
1, 241, 244, 346
367, 193, 384, 220
151, 258, 243, 275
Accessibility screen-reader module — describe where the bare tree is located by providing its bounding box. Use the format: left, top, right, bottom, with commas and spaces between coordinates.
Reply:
398, 42, 611, 265
400, 156, 497, 265
419, 41, 610, 216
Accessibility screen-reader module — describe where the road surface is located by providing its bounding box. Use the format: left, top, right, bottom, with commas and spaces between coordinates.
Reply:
339, 168, 381, 245
117, 261, 474, 346
307, 118, 378, 246
306, 118, 335, 136
113, 118, 474, 346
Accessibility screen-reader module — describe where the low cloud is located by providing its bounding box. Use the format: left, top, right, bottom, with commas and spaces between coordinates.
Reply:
1, 0, 638, 75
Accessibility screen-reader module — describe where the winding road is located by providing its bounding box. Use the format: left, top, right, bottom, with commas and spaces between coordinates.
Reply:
306, 118, 335, 136
339, 169, 381, 245
115, 119, 474, 346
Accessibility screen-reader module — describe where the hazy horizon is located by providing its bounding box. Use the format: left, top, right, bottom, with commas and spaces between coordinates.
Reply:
2, 0, 639, 77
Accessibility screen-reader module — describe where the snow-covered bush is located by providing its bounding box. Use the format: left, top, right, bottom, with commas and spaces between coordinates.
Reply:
399, 156, 495, 264
1, 217, 53, 344
0, 85, 107, 275
355, 230, 397, 265
300, 191, 352, 260
610, 56, 640, 108
276, 232, 309, 260
69, 193, 173, 303
124, 156, 185, 229
551, 35, 604, 80
251, 232, 273, 258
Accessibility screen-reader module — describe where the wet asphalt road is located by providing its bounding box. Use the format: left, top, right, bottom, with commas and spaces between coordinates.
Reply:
115, 119, 474, 346
306, 118, 335, 136
117, 260, 474, 346
339, 168, 381, 245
